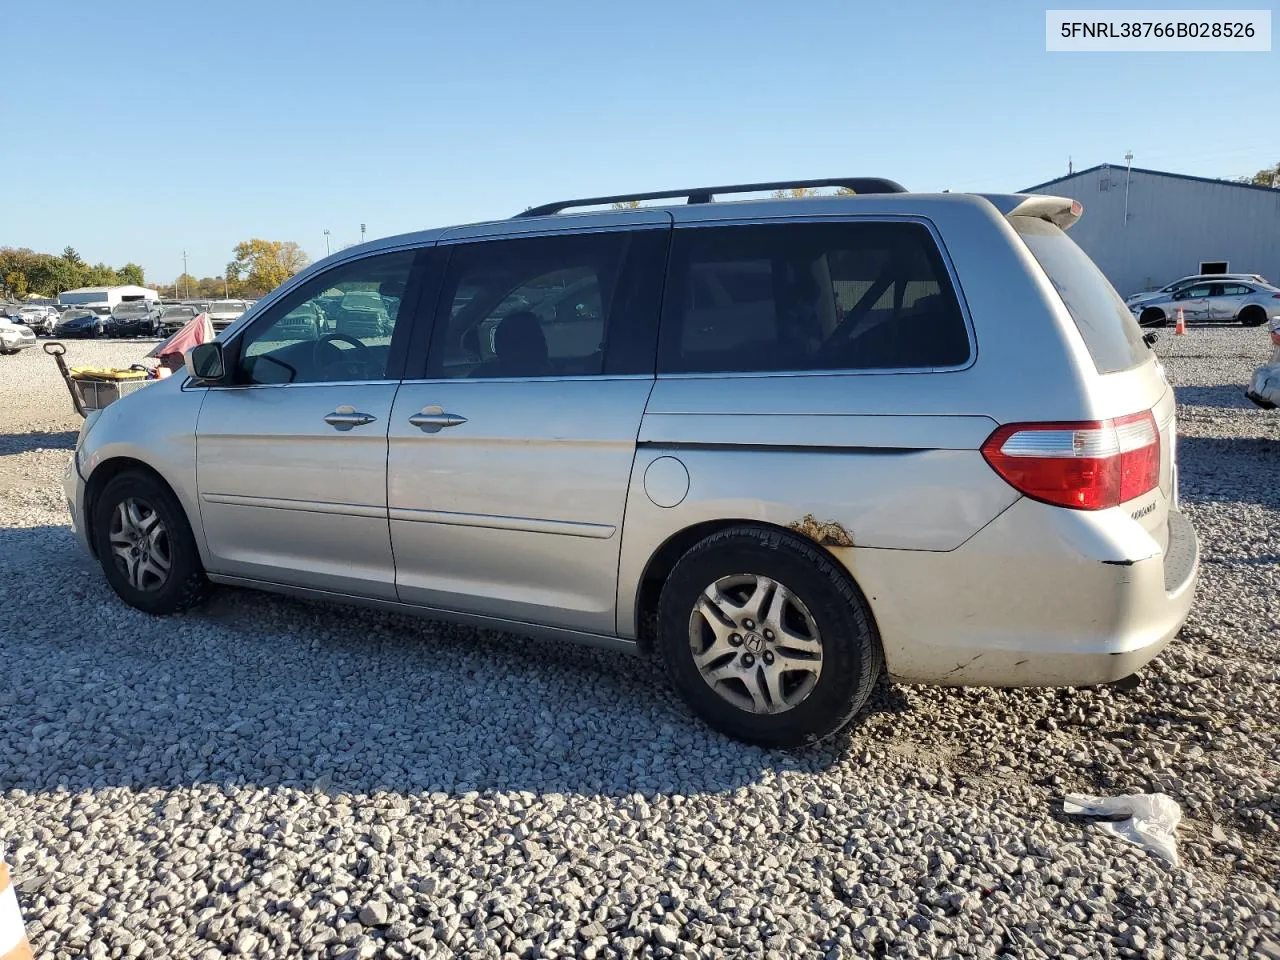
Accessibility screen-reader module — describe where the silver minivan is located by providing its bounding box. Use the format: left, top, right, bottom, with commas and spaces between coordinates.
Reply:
65, 179, 1199, 746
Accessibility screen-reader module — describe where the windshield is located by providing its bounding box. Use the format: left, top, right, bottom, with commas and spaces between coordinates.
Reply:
62, 310, 93, 321
113, 303, 150, 317
1013, 217, 1148, 374
211, 300, 244, 312
162, 307, 195, 318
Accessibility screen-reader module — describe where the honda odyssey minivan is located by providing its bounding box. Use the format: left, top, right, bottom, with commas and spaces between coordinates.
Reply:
65, 178, 1199, 746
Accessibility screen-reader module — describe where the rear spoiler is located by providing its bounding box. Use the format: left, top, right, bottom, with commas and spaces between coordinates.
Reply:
979, 194, 1083, 230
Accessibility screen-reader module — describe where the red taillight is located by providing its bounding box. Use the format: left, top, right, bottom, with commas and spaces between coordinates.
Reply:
981, 412, 1160, 511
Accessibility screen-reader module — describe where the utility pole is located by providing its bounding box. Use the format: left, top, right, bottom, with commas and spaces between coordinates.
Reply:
1123, 151, 1133, 226
324, 229, 331, 256
182, 250, 189, 297
1068, 155, 1073, 175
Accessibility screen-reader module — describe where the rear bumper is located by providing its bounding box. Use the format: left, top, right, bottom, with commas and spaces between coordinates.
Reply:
844, 500, 1199, 687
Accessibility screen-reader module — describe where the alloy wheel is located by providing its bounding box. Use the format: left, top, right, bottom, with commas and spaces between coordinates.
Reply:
688, 573, 823, 714
108, 497, 172, 592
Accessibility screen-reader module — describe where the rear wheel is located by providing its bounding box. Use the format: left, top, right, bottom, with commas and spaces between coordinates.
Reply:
656, 525, 882, 747
1139, 308, 1167, 328
1239, 306, 1267, 327
92, 471, 210, 615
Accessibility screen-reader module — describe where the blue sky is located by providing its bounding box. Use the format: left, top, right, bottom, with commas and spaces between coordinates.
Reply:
3, 0, 1276, 283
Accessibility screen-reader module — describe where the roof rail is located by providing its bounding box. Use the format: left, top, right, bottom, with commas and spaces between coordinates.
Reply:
516, 177, 908, 218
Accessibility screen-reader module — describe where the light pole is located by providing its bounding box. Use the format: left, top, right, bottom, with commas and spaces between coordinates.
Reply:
324, 229, 331, 256
1123, 151, 1133, 226
360, 223, 366, 245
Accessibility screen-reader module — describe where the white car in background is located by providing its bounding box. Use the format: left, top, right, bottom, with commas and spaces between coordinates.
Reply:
0, 316, 38, 354
207, 299, 248, 331
1126, 273, 1271, 307
14, 304, 59, 335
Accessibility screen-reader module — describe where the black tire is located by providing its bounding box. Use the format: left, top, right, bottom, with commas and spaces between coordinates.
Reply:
1139, 308, 1167, 328
0, 348, 17, 355
1239, 306, 1267, 327
656, 525, 882, 747
92, 470, 210, 615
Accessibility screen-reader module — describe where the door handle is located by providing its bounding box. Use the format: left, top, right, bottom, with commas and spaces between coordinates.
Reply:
324, 405, 377, 430
408, 405, 467, 431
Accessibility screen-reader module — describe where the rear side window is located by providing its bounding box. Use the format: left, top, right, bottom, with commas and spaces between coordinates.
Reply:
1013, 217, 1148, 374
658, 221, 969, 374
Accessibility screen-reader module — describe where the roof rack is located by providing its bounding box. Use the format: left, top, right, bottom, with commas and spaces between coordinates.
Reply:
516, 177, 908, 218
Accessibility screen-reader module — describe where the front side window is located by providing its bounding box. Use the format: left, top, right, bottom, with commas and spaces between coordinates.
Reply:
430, 232, 631, 379
237, 250, 416, 385
658, 221, 969, 375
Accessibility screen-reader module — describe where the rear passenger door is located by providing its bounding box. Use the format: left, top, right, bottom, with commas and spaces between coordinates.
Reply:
386, 224, 669, 634
1213, 283, 1251, 322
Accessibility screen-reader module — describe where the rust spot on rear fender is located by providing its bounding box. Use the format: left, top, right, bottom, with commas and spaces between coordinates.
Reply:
788, 514, 855, 548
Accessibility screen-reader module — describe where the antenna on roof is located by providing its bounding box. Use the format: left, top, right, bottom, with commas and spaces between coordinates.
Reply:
1068, 156, 1073, 175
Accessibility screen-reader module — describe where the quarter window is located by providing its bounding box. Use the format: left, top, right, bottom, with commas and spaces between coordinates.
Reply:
657, 221, 969, 374
237, 250, 416, 385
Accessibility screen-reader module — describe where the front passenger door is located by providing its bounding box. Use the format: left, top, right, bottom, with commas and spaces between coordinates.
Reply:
1174, 284, 1211, 323
195, 248, 424, 598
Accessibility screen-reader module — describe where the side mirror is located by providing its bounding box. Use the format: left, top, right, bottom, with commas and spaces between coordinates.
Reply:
186, 342, 226, 382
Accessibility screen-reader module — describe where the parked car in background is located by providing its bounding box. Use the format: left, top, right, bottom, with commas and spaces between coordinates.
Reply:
14, 304, 59, 335
207, 299, 248, 331
54, 308, 105, 338
156, 305, 199, 337
1131, 280, 1280, 327
0, 316, 38, 354
66, 179, 1198, 747
1126, 273, 1272, 306
106, 300, 161, 337
181, 299, 213, 315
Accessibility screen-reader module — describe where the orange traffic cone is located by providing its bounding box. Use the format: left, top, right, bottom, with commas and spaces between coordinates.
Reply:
0, 863, 33, 960
1175, 308, 1186, 335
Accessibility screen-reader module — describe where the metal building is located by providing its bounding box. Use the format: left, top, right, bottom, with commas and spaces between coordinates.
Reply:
1022, 164, 1280, 298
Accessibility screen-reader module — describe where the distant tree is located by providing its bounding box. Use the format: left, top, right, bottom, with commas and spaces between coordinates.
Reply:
612, 200, 641, 209
83, 263, 121, 286
834, 186, 857, 195
174, 273, 200, 297
62, 246, 85, 268
119, 262, 145, 286
26, 254, 82, 295
3, 271, 27, 299
197, 276, 229, 298
1238, 162, 1280, 187
771, 187, 819, 199
229, 239, 309, 294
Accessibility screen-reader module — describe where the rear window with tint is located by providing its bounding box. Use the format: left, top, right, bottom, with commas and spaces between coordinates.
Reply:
1013, 217, 1148, 374
658, 220, 969, 374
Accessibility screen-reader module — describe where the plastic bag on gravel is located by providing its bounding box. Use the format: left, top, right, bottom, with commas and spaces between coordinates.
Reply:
1063, 792, 1183, 865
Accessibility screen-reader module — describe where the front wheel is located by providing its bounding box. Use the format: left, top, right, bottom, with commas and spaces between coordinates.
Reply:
91, 471, 210, 615
656, 525, 882, 747
1139, 308, 1167, 328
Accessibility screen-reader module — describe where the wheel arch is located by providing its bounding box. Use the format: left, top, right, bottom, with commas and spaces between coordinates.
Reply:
84, 457, 188, 559
1238, 304, 1267, 326
630, 517, 869, 656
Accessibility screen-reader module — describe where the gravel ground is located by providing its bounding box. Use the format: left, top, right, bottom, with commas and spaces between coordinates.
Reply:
1, 330, 1277, 960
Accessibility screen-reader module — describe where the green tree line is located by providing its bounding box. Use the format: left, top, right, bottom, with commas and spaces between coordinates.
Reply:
0, 246, 144, 299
